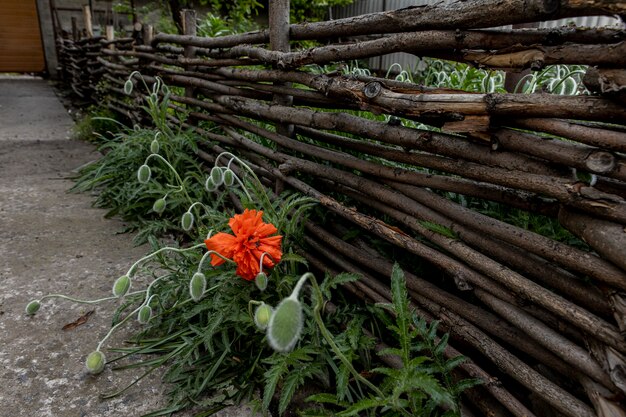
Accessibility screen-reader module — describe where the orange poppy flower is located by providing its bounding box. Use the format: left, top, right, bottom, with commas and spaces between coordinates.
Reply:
204, 209, 283, 280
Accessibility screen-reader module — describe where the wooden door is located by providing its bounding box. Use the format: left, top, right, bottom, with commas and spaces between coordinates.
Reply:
0, 0, 46, 72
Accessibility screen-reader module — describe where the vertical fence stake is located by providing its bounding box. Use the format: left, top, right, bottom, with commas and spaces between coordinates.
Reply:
143, 24, 154, 46
71, 16, 78, 41
137, 24, 154, 99
105, 25, 115, 50
269, 0, 293, 194
504, 22, 538, 92
182, 9, 197, 98
82, 5, 93, 38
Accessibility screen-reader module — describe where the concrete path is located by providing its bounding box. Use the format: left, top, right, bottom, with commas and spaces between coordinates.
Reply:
0, 78, 253, 417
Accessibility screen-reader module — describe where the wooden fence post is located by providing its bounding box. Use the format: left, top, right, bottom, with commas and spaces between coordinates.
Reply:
143, 24, 153, 46
71, 16, 78, 41
181, 9, 197, 98
270, 0, 291, 55
504, 22, 537, 92
137, 24, 153, 90
105, 25, 115, 50
82, 5, 93, 38
269, 0, 294, 193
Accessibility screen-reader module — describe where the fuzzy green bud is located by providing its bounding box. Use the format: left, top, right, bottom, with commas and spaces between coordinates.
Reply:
254, 303, 273, 331
223, 169, 235, 187
150, 139, 160, 154
153, 198, 166, 215
205, 177, 217, 192
112, 275, 131, 297
25, 300, 41, 315
85, 350, 106, 375
137, 164, 151, 184
255, 272, 268, 291
181, 211, 194, 231
210, 167, 224, 186
123, 79, 133, 95
137, 305, 153, 324
267, 297, 303, 353
189, 272, 207, 302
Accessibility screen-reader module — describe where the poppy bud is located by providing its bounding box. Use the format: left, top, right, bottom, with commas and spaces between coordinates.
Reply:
210, 167, 224, 186
112, 275, 131, 297
123, 79, 133, 95
254, 303, 273, 331
137, 305, 153, 324
153, 198, 166, 215
255, 272, 268, 291
181, 211, 194, 231
85, 350, 106, 375
137, 164, 151, 184
205, 177, 217, 192
267, 297, 303, 353
223, 169, 235, 187
25, 300, 41, 315
150, 139, 160, 154
189, 272, 207, 302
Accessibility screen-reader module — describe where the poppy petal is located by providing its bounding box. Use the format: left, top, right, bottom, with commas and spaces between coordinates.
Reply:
205, 233, 237, 266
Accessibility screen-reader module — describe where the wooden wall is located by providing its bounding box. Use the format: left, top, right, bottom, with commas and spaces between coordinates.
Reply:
0, 0, 45, 73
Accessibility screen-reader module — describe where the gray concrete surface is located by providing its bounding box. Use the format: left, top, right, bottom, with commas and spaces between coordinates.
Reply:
0, 78, 256, 416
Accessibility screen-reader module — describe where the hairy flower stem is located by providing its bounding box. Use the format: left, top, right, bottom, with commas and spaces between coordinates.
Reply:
215, 152, 273, 216
38, 293, 121, 305
196, 250, 235, 274
140, 276, 169, 307
248, 299, 265, 319
143, 153, 192, 202
96, 281, 225, 353
258, 252, 274, 274
126, 243, 205, 277
294, 273, 385, 399
96, 303, 145, 351
187, 201, 210, 214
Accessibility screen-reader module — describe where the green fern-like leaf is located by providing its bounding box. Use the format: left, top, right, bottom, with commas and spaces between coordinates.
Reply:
262, 347, 318, 411
344, 316, 366, 351
390, 263, 411, 367
320, 272, 361, 300
442, 355, 467, 373
419, 220, 458, 239
263, 357, 289, 410
434, 333, 449, 356
279, 360, 323, 415
280, 252, 309, 266
452, 378, 483, 395
336, 361, 351, 401
336, 397, 381, 416
376, 347, 404, 359
305, 393, 346, 406
401, 371, 454, 410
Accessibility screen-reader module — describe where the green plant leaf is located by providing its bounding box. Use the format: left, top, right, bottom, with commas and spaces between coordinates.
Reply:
390, 263, 411, 367
336, 397, 381, 416
320, 272, 361, 300
443, 355, 467, 372
400, 371, 454, 410
305, 393, 345, 405
434, 333, 449, 356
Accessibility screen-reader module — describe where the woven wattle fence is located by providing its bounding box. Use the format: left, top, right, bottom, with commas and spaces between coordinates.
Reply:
55, 1, 626, 416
